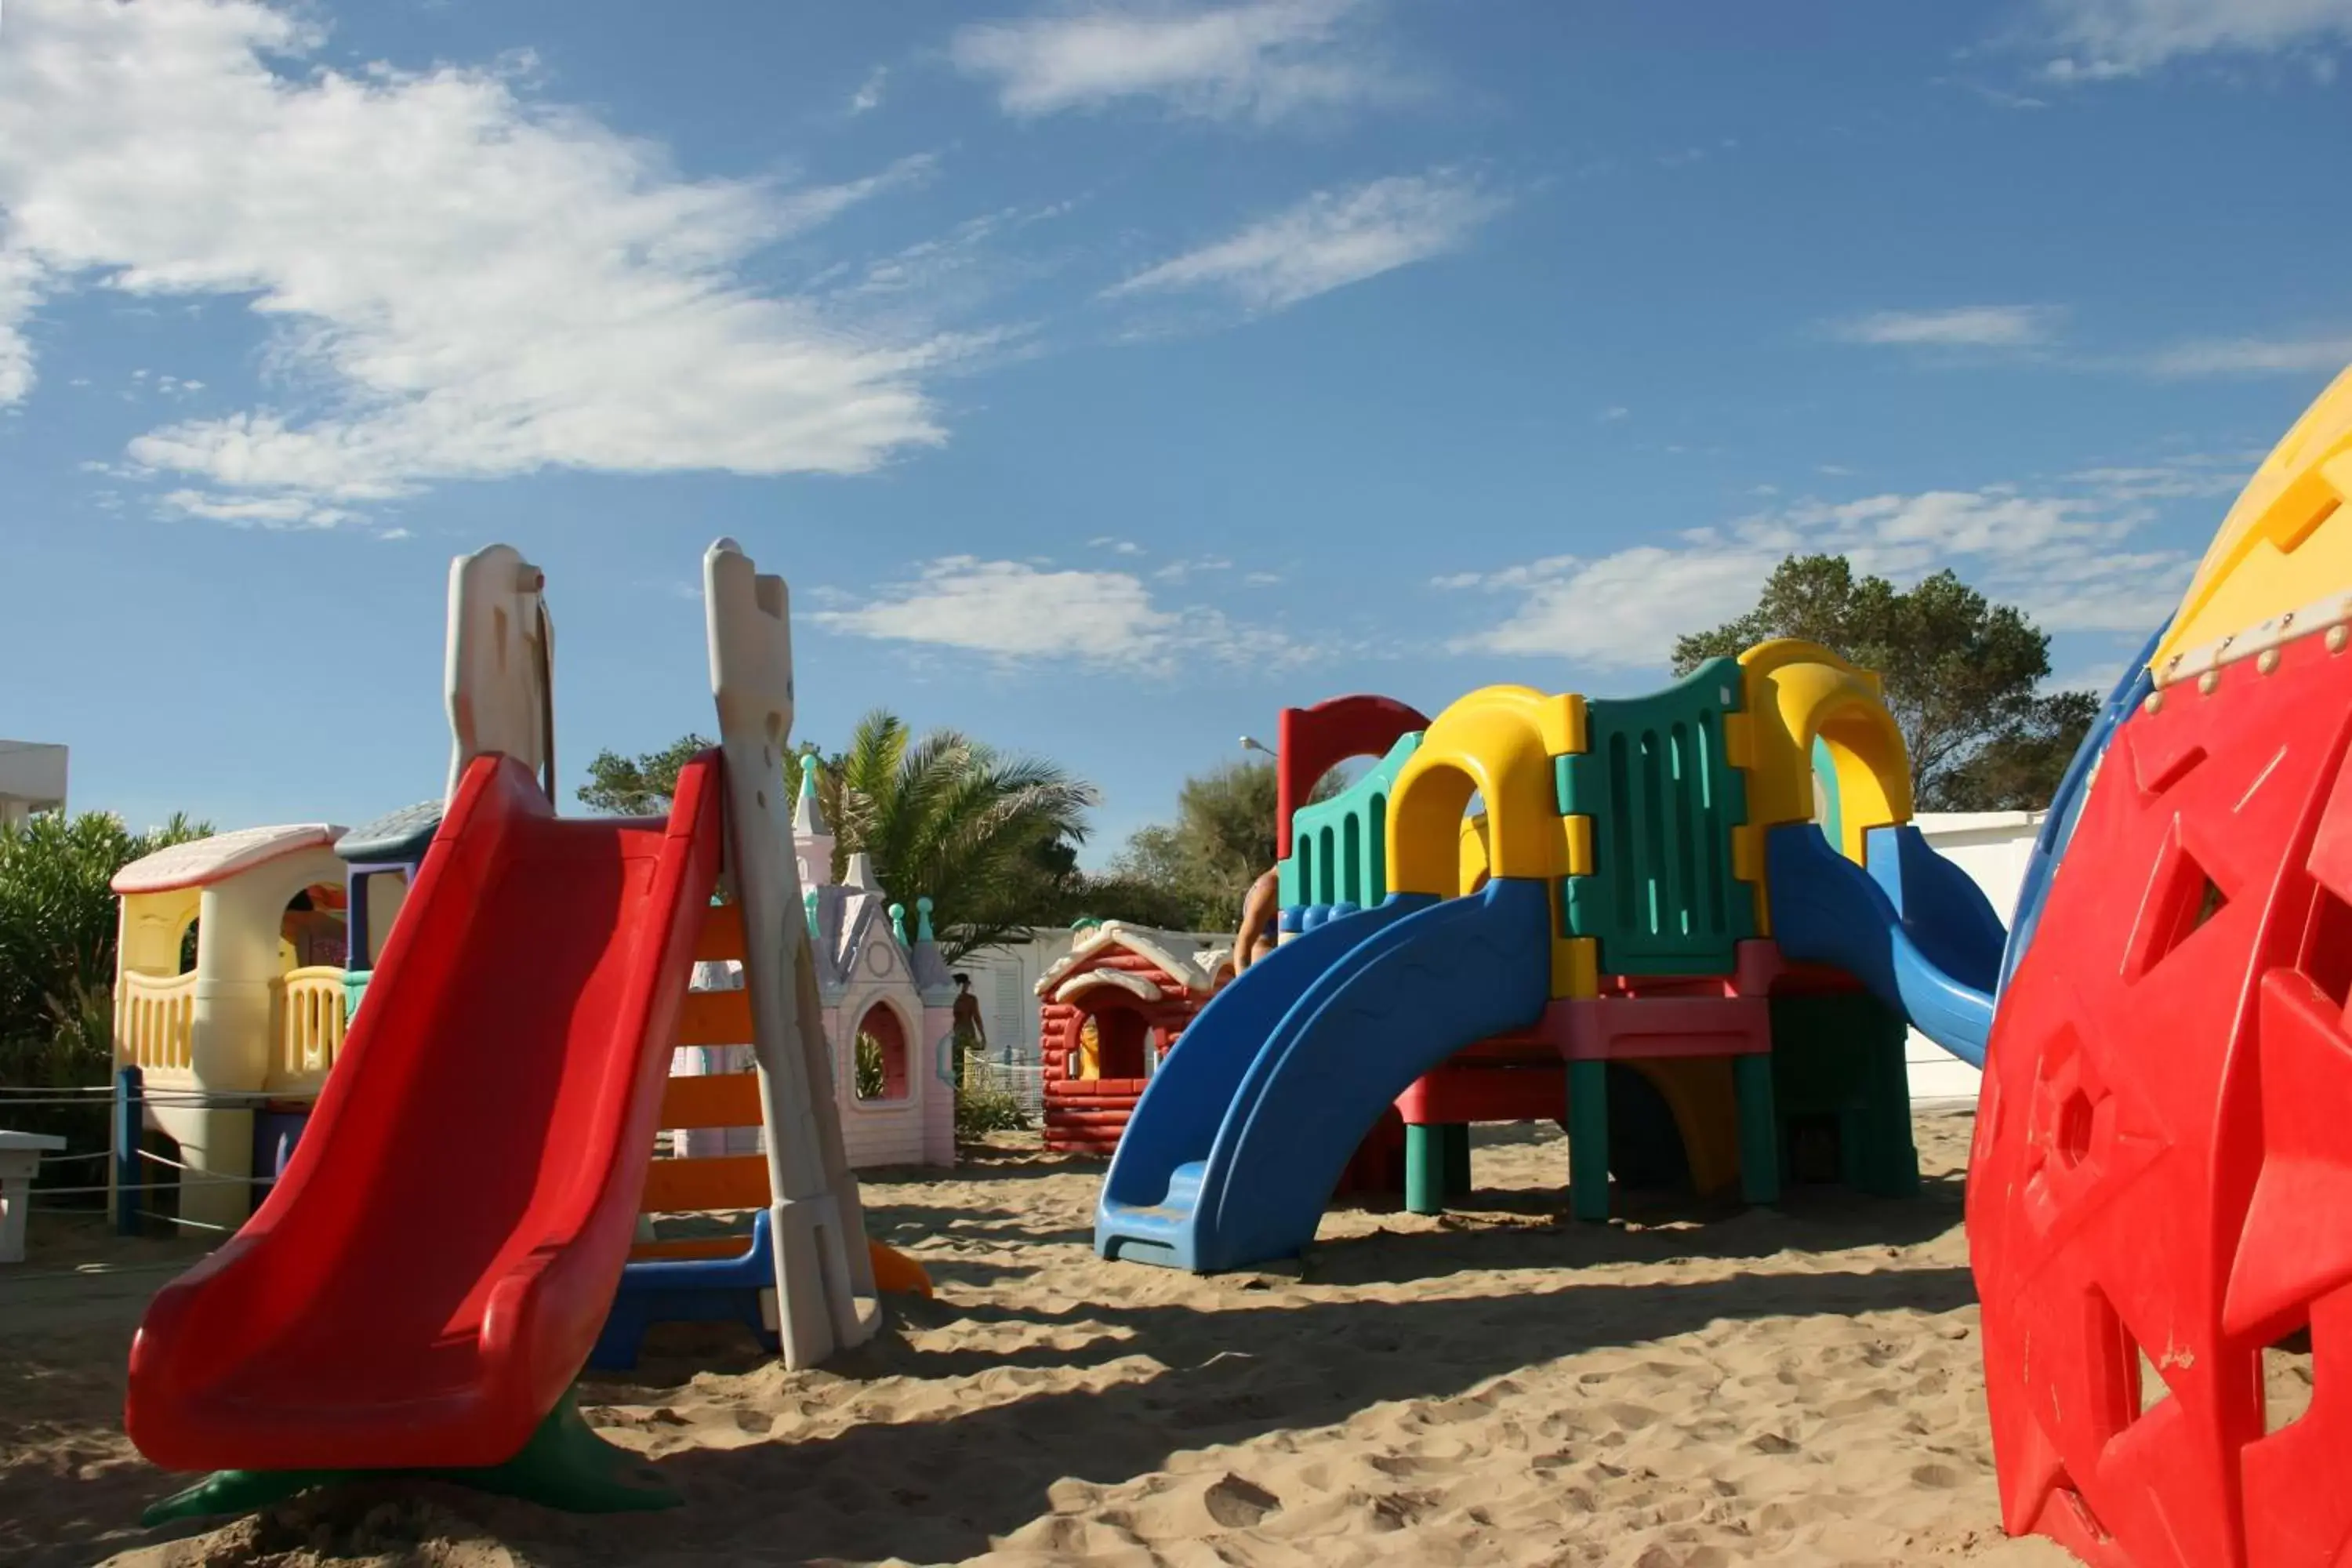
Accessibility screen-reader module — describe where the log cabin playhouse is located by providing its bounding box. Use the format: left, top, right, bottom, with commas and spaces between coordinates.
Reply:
1033, 923, 1232, 1154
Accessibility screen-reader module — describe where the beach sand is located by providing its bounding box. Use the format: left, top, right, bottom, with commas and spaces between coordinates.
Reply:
2, 1111, 2088, 1568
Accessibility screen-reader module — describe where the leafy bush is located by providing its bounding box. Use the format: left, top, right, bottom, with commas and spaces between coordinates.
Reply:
955, 1079, 1029, 1139
853, 1030, 888, 1101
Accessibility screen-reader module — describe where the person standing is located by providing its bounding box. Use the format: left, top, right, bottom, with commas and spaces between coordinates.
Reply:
951, 972, 988, 1084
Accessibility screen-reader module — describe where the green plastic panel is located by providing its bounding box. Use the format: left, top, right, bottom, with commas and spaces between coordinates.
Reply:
1279, 731, 1422, 909
1766, 992, 1920, 1200
1557, 658, 1755, 977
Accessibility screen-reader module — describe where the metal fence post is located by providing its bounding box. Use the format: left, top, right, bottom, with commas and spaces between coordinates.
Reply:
113, 1065, 143, 1236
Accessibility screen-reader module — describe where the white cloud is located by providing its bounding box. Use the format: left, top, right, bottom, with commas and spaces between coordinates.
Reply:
850, 66, 888, 114
159, 488, 354, 528
1154, 554, 1232, 581
1089, 535, 1145, 554
2146, 332, 2352, 377
2063, 456, 2250, 499
1448, 481, 2208, 668
2053, 659, 2129, 693
1831, 305, 2065, 349
1105, 169, 1505, 314
0, 249, 39, 402
1599, 405, 1629, 422
1242, 570, 1283, 586
2037, 0, 2352, 75
0, 0, 961, 522
951, 0, 1402, 123
814, 555, 1305, 672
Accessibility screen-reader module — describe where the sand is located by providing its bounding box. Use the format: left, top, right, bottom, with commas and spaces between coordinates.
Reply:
1, 1111, 2087, 1568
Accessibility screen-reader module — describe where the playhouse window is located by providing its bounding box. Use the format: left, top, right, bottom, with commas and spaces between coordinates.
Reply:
279, 884, 349, 970
853, 1002, 910, 1102
1080, 1007, 1149, 1080
356, 869, 410, 967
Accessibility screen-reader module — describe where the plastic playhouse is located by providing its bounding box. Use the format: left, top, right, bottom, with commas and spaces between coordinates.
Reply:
1033, 921, 1233, 1154
122, 539, 928, 1523
111, 824, 352, 1230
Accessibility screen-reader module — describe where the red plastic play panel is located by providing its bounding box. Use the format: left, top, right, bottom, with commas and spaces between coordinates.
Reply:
1968, 630, 2352, 1568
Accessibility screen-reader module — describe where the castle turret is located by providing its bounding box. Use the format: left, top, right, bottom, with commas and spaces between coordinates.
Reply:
793, 757, 835, 890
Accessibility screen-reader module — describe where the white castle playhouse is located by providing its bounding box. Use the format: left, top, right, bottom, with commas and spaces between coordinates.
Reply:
673, 762, 957, 1169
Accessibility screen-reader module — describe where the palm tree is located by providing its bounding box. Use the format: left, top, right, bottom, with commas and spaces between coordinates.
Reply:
789, 710, 1098, 961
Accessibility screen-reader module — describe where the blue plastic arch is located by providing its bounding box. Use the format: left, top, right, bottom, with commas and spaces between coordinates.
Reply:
1994, 622, 2169, 1002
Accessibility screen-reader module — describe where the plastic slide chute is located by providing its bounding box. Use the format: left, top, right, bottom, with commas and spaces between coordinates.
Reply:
1098, 879, 1552, 1272
1764, 822, 2004, 1069
127, 750, 724, 1487
1096, 899, 1419, 1247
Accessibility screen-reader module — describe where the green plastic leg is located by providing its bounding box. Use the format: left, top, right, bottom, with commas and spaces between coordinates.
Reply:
1443, 1123, 1473, 1200
1862, 1026, 1923, 1198
1568, 1060, 1611, 1221
1404, 1123, 1445, 1214
140, 1390, 678, 1527
144, 1467, 339, 1526
1735, 1053, 1781, 1207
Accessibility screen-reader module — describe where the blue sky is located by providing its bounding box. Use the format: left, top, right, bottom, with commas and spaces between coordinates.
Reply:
3, 0, 2349, 864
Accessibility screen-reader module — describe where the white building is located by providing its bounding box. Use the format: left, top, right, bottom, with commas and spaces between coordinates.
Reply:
0, 741, 67, 826
1905, 809, 2042, 1108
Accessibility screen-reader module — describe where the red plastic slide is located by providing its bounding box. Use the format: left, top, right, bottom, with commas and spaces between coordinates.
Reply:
126, 751, 723, 1474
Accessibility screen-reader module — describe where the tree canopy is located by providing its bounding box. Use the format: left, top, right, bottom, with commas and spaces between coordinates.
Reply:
581, 713, 1098, 960
1671, 554, 2094, 811
1109, 757, 1342, 931
576, 735, 717, 816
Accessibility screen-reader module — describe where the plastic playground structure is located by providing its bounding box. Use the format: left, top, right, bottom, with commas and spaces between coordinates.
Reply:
1094, 640, 1999, 1273
1089, 365, 2352, 1568
121, 539, 929, 1521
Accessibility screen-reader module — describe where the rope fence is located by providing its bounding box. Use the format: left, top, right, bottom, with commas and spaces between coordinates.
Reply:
0, 1066, 309, 1241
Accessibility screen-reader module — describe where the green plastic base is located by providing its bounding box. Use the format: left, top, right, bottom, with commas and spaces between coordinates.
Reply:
1733, 1052, 1782, 1206
1568, 1060, 1611, 1221
140, 1389, 678, 1527
1403, 1123, 1474, 1215
1404, 1123, 1443, 1214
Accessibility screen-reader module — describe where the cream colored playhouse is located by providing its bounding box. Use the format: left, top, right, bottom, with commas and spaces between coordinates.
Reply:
111, 825, 352, 1231
673, 764, 957, 1171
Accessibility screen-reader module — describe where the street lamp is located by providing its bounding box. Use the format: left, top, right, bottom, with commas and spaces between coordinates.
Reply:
1240, 735, 1276, 760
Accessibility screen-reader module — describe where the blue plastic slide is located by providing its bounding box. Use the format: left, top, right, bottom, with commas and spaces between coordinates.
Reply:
1096, 879, 1552, 1272
1764, 822, 2005, 1069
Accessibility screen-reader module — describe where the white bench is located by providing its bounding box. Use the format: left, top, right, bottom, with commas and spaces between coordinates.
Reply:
0, 1131, 67, 1265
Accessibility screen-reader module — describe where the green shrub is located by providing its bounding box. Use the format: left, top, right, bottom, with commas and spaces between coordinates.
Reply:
955, 1079, 1030, 1139
853, 1030, 888, 1101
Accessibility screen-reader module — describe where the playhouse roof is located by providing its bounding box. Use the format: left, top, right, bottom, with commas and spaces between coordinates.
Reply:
112, 823, 347, 895
336, 800, 443, 865
1035, 922, 1234, 999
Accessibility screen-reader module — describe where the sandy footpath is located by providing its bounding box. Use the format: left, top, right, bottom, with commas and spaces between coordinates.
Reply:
0, 1112, 2084, 1567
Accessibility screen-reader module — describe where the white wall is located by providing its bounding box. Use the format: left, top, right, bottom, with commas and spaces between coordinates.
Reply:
1903, 811, 2041, 1107
0, 741, 67, 825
